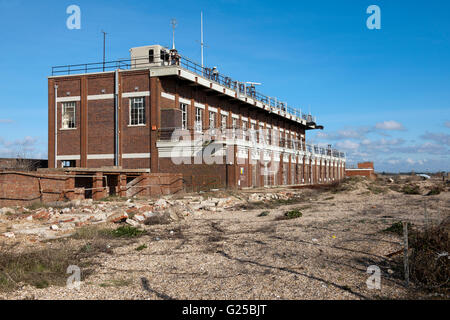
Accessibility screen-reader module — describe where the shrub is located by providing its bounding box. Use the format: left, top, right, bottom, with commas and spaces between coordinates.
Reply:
401, 184, 420, 195
383, 221, 412, 236
408, 217, 450, 289
109, 226, 145, 238
283, 209, 303, 220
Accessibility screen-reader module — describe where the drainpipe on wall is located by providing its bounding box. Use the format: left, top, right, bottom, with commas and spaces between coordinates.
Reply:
114, 69, 119, 166
54, 84, 58, 168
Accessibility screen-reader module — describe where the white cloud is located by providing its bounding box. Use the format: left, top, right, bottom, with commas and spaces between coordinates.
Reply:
0, 136, 40, 158
421, 132, 450, 146
375, 120, 406, 131
335, 140, 359, 150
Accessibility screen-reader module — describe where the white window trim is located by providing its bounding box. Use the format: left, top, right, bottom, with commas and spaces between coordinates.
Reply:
180, 103, 188, 130
179, 97, 191, 105
61, 102, 76, 130
129, 97, 146, 126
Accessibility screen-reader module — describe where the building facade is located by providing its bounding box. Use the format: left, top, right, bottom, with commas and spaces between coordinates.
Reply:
48, 45, 346, 190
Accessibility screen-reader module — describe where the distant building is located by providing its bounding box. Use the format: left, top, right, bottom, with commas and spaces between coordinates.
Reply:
345, 162, 377, 180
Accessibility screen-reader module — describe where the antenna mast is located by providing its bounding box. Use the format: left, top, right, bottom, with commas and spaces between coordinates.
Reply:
201, 11, 204, 68
101, 30, 107, 72
171, 18, 177, 50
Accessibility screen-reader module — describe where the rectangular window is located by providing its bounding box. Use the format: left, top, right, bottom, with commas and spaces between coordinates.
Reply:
149, 49, 154, 63
221, 115, 227, 131
130, 97, 145, 126
232, 118, 238, 138
209, 111, 216, 129
242, 121, 248, 140
61, 160, 76, 168
62, 102, 76, 129
195, 107, 203, 132
259, 124, 264, 144
250, 123, 256, 143
180, 103, 188, 129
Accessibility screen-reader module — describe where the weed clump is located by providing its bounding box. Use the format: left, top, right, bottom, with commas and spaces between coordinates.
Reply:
383, 221, 412, 236
278, 209, 303, 220
258, 211, 270, 217
109, 226, 145, 238
401, 184, 421, 195
408, 217, 450, 290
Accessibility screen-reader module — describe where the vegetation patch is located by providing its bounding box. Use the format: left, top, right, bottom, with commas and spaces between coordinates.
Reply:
401, 184, 421, 195
109, 226, 146, 238
426, 186, 442, 196
258, 211, 270, 217
135, 244, 148, 251
0, 245, 92, 292
383, 221, 412, 236
408, 217, 450, 290
277, 209, 303, 220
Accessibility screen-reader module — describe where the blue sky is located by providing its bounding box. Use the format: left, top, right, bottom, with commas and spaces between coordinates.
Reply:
0, 0, 449, 172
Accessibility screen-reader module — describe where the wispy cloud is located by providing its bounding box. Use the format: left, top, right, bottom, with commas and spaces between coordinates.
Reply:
0, 136, 40, 158
374, 120, 406, 131
420, 132, 450, 146
0, 119, 14, 124
445, 121, 450, 129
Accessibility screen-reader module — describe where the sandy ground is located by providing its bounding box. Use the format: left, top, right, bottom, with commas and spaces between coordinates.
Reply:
1, 176, 449, 300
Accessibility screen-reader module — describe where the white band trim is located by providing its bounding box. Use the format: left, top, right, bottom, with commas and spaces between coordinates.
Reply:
161, 92, 175, 101
123, 91, 150, 98
194, 102, 205, 109
122, 153, 151, 159
179, 97, 191, 105
87, 154, 114, 160
56, 155, 81, 161
88, 94, 114, 101
57, 96, 80, 103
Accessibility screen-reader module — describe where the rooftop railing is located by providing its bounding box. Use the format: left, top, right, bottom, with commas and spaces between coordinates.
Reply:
52, 52, 317, 125
156, 126, 345, 159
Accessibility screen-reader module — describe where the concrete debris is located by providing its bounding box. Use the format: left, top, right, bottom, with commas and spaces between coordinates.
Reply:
0, 190, 291, 240
2, 232, 15, 238
125, 219, 140, 227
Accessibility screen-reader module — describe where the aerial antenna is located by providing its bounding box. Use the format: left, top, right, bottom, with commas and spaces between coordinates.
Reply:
201, 12, 204, 67
171, 18, 177, 50
101, 30, 107, 71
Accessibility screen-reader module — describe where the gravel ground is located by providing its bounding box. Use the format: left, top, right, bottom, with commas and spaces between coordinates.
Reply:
1, 177, 448, 300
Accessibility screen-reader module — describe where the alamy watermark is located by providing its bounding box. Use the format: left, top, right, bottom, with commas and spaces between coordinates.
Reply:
366, 5, 381, 30
66, 5, 81, 30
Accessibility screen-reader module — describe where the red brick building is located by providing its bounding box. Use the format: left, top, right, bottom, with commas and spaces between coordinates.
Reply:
345, 162, 377, 180
48, 45, 346, 190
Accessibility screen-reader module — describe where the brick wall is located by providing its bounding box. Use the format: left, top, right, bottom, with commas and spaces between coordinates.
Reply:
0, 171, 68, 207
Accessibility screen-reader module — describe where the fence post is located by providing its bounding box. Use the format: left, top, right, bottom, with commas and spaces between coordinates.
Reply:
403, 221, 410, 287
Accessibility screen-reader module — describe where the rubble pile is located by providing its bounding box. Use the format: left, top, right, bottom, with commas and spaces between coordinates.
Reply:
0, 191, 299, 241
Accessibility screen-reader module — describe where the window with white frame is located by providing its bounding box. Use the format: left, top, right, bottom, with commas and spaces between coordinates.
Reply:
242, 121, 248, 140
221, 115, 227, 132
209, 111, 216, 129
62, 102, 76, 129
250, 123, 256, 143
259, 124, 264, 144
180, 103, 188, 129
232, 118, 238, 138
195, 107, 203, 132
129, 97, 145, 125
